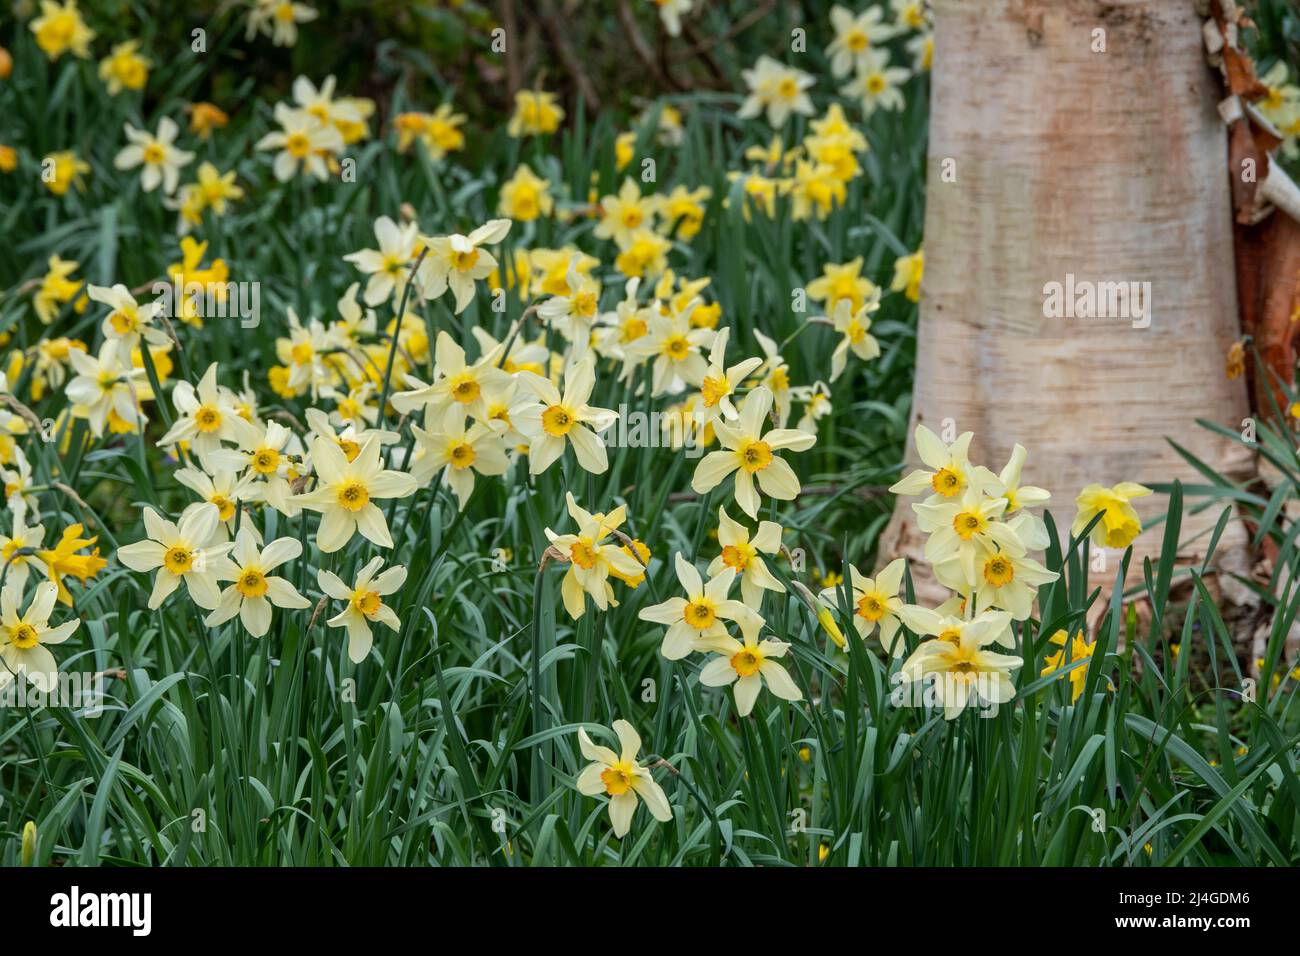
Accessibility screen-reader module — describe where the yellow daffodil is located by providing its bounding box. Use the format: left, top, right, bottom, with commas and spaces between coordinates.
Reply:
292, 436, 417, 552
1041, 629, 1097, 703
116, 503, 233, 610
738, 55, 814, 129
575, 720, 672, 838
692, 386, 815, 519
1072, 482, 1153, 550
515, 358, 618, 475
319, 556, 407, 662
204, 528, 309, 636
0, 582, 80, 692
41, 151, 90, 196
639, 553, 763, 659
114, 118, 194, 195
98, 40, 150, 95
498, 163, 553, 221
707, 506, 785, 608
507, 89, 564, 137
820, 559, 907, 654
30, 0, 95, 61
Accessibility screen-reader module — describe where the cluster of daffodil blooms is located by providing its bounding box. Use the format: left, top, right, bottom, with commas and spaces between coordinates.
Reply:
722, 1, 932, 223
4, 0, 1029, 850
0, 388, 101, 692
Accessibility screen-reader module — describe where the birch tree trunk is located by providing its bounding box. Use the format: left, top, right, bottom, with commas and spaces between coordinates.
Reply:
881, 0, 1253, 591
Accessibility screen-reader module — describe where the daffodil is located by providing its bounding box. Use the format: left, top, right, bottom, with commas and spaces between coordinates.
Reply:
891, 249, 923, 303
841, 50, 910, 116
899, 611, 1021, 719
738, 55, 815, 129
343, 215, 425, 307
32, 256, 86, 321
158, 363, 247, 464
697, 327, 762, 422
514, 359, 618, 475
292, 436, 417, 552
623, 306, 713, 397
828, 295, 881, 382
188, 102, 229, 140
292, 75, 363, 130
507, 89, 564, 137
176, 467, 253, 540
691, 386, 815, 519
656, 184, 711, 240
392, 330, 510, 422
35, 524, 105, 606
204, 528, 309, 637
935, 540, 1057, 620
173, 162, 244, 233
246, 0, 319, 47
255, 104, 343, 182
410, 406, 509, 509
544, 494, 644, 619
595, 179, 658, 248
794, 381, 832, 434
1073, 483, 1152, 550
595, 278, 655, 365
1041, 629, 1097, 703
318, 557, 407, 662
87, 284, 168, 351
40, 151, 90, 196
0, 509, 48, 593
706, 506, 784, 607
206, 419, 301, 515
906, 30, 933, 72
749, 329, 794, 426
116, 503, 233, 610
639, 554, 763, 659
826, 4, 898, 78
538, 264, 602, 345
1, 448, 37, 515
0, 582, 79, 692
913, 486, 1025, 579
65, 341, 147, 437
821, 559, 907, 654
889, 425, 1002, 502
274, 309, 335, 397
575, 720, 672, 838
996, 444, 1051, 549
30, 0, 94, 61
891, 0, 931, 30
498, 163, 553, 221
613, 229, 672, 280
420, 219, 512, 313
698, 630, 802, 716
98, 40, 150, 94
303, 408, 397, 463
113, 118, 194, 195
